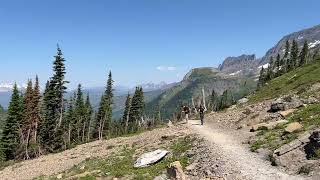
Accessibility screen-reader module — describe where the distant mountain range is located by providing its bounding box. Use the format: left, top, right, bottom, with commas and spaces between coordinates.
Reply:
0, 82, 27, 92
145, 24, 320, 119
0, 81, 174, 110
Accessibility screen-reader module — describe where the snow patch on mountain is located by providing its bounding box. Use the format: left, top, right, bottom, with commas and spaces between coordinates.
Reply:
229, 70, 242, 76
309, 40, 320, 48
258, 63, 270, 69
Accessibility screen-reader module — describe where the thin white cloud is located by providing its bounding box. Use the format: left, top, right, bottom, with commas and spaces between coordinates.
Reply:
156, 66, 176, 71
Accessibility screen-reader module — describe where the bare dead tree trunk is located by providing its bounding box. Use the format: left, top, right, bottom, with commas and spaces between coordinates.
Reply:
98, 118, 103, 140
82, 122, 86, 142
202, 87, 207, 111
25, 128, 31, 160
100, 109, 108, 140
34, 122, 38, 143
68, 123, 71, 146
87, 118, 91, 142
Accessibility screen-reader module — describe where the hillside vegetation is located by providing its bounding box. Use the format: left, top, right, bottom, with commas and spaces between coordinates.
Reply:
250, 57, 320, 103
146, 67, 257, 119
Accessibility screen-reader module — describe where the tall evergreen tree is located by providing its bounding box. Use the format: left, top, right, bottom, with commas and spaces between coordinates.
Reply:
258, 67, 265, 88
220, 89, 234, 109
128, 87, 145, 132
275, 54, 281, 71
74, 84, 85, 143
0, 84, 23, 160
299, 40, 309, 66
95, 71, 114, 140
39, 79, 57, 152
284, 40, 290, 59
52, 46, 68, 128
122, 93, 131, 133
20, 80, 33, 159
290, 40, 299, 69
32, 76, 41, 144
39, 46, 68, 153
84, 94, 93, 142
266, 57, 274, 81
210, 89, 219, 112
64, 93, 76, 147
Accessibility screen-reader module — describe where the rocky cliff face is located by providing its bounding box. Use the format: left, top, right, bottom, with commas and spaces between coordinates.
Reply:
219, 54, 259, 75
260, 25, 320, 64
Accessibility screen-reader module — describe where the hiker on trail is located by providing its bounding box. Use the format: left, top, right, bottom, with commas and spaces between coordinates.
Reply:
198, 104, 207, 125
181, 105, 190, 123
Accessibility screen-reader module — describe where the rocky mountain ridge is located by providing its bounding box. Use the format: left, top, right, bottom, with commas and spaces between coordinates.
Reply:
260, 24, 320, 64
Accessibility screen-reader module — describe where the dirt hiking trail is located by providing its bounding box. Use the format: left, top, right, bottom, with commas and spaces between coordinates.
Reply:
188, 119, 307, 180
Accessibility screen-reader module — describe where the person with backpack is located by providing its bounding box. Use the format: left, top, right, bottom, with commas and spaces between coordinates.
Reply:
181, 105, 190, 123
198, 104, 207, 125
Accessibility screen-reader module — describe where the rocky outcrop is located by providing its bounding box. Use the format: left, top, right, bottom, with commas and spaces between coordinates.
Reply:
273, 132, 311, 172
279, 109, 297, 117
219, 54, 259, 75
273, 130, 320, 174
305, 130, 320, 159
285, 122, 303, 133
250, 120, 288, 132
269, 97, 303, 112
260, 24, 320, 65
167, 161, 188, 180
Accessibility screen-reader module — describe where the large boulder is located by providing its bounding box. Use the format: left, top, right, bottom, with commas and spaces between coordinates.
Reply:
269, 97, 303, 112
167, 161, 188, 180
279, 109, 296, 117
238, 98, 249, 104
250, 120, 288, 132
134, 150, 169, 168
285, 122, 303, 133
305, 129, 320, 159
285, 96, 304, 109
273, 132, 311, 172
270, 99, 286, 112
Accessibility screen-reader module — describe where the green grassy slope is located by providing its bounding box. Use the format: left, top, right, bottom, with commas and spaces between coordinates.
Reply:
249, 58, 320, 103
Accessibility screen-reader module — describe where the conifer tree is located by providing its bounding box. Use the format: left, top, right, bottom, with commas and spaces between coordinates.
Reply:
266, 57, 274, 81
94, 95, 105, 139
20, 80, 33, 159
74, 84, 85, 143
299, 40, 309, 66
154, 105, 161, 127
65, 96, 74, 147
284, 40, 290, 59
85, 94, 93, 142
39, 79, 57, 152
258, 67, 265, 88
275, 54, 281, 72
290, 40, 299, 68
39, 46, 68, 152
210, 89, 219, 112
52, 46, 68, 128
103, 71, 113, 137
32, 76, 41, 144
220, 89, 234, 109
95, 71, 113, 140
128, 87, 145, 132
0, 84, 23, 160
122, 93, 131, 133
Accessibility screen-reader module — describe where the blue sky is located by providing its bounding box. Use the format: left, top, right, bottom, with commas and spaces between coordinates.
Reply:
1, 0, 320, 89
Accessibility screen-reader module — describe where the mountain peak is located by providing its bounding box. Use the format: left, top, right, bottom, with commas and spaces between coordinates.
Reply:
219, 54, 259, 75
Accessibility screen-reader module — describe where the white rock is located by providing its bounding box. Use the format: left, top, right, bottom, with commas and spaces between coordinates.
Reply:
134, 149, 168, 168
